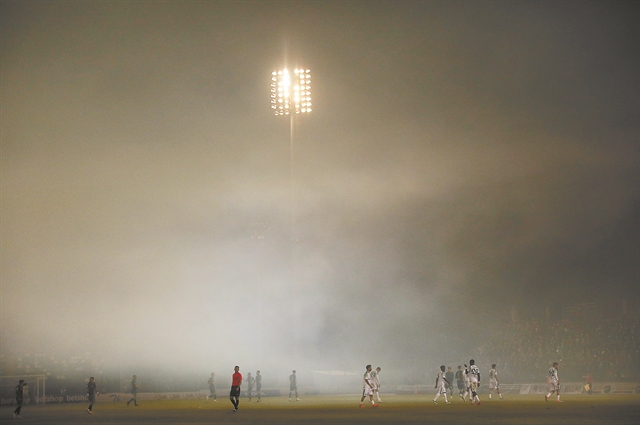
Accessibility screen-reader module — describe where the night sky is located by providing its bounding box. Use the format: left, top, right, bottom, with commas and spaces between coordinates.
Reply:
1, 1, 638, 375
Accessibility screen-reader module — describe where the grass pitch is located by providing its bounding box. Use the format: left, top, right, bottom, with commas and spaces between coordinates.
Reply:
4, 394, 639, 424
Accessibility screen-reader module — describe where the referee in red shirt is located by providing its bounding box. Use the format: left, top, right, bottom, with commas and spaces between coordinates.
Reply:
230, 366, 242, 411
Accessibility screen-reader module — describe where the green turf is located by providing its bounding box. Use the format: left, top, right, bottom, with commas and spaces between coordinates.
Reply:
4, 394, 639, 424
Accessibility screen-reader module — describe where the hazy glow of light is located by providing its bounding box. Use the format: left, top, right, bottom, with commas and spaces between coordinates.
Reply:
271, 68, 312, 116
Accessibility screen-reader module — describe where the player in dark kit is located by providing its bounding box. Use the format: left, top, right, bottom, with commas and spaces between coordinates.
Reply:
207, 372, 217, 401
127, 375, 140, 406
245, 372, 255, 401
255, 370, 262, 402
445, 367, 455, 398
13, 380, 25, 418
455, 365, 465, 399
289, 370, 299, 401
87, 377, 97, 413
230, 366, 242, 412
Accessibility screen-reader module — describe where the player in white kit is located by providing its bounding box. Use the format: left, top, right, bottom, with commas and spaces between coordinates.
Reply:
545, 362, 562, 402
468, 359, 481, 405
462, 364, 471, 401
359, 365, 379, 408
433, 365, 451, 404
371, 367, 383, 402
489, 364, 503, 399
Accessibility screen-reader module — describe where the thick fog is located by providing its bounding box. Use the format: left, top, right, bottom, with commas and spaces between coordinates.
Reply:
1, 1, 638, 380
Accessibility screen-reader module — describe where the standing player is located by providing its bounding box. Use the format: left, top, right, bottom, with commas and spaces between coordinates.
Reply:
371, 367, 383, 402
289, 370, 299, 401
23, 383, 29, 404
489, 364, 503, 399
584, 373, 593, 395
87, 377, 98, 414
255, 370, 262, 402
545, 362, 562, 402
126, 375, 140, 407
468, 359, 481, 405
462, 364, 471, 401
245, 372, 255, 401
12, 379, 26, 418
445, 367, 455, 398
230, 366, 242, 411
207, 372, 217, 401
433, 365, 451, 404
359, 365, 379, 408
455, 366, 465, 400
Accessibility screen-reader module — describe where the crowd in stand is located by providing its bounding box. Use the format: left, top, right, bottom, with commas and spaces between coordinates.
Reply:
479, 315, 638, 383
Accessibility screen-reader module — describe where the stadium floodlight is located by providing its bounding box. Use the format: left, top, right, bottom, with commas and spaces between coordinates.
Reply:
271, 68, 312, 116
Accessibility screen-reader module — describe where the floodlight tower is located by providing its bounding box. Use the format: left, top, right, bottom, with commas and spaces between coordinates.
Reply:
270, 68, 312, 241
271, 68, 311, 362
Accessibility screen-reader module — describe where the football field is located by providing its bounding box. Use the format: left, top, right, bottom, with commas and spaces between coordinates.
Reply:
5, 394, 639, 424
